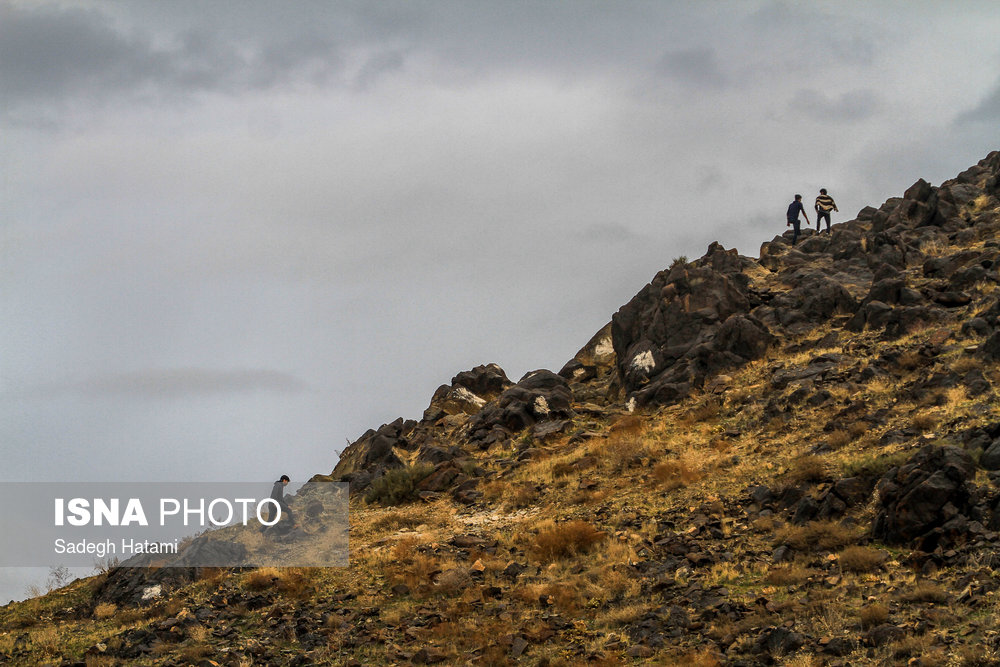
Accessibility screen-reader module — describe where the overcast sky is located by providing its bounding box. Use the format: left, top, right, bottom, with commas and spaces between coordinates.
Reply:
1, 0, 999, 596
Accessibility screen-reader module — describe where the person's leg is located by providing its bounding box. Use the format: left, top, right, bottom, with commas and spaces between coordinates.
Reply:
792, 220, 800, 245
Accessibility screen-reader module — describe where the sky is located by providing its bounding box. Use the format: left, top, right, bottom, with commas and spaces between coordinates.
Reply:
1, 0, 999, 599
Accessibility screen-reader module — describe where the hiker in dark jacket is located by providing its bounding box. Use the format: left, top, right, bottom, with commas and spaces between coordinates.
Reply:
268, 475, 291, 523
814, 188, 838, 233
786, 194, 810, 245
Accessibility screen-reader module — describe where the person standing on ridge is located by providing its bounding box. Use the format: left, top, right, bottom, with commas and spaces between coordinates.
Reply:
786, 194, 809, 245
814, 188, 838, 234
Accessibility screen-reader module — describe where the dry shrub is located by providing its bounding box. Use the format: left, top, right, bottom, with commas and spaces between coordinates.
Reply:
532, 520, 606, 563
179, 642, 213, 662
507, 483, 539, 509
85, 656, 118, 667
765, 564, 812, 586
827, 429, 852, 450
782, 455, 829, 486
912, 411, 939, 432
243, 567, 281, 591
242, 567, 314, 598
93, 602, 118, 619
370, 510, 427, 533
899, 581, 948, 603
774, 520, 856, 551
848, 421, 869, 439
652, 458, 702, 490
660, 650, 722, 667
896, 350, 927, 371
838, 546, 884, 573
952, 355, 983, 373
752, 516, 776, 533
609, 414, 645, 437
682, 398, 722, 424
593, 433, 652, 471
860, 602, 889, 629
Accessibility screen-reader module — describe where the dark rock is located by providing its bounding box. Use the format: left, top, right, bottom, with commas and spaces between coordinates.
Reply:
466, 370, 574, 447
981, 439, 1000, 471
611, 246, 772, 407
872, 445, 977, 548
755, 626, 805, 655
332, 418, 412, 491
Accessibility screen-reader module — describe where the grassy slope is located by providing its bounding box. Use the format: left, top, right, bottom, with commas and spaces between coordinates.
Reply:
5, 201, 1000, 666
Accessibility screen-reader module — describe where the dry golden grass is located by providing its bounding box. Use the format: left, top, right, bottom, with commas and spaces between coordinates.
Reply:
899, 581, 948, 603
952, 355, 984, 373
860, 602, 889, 629
241, 567, 315, 599
652, 457, 702, 489
531, 520, 606, 563
93, 602, 117, 619
838, 546, 884, 573
765, 563, 813, 586
774, 520, 856, 551
827, 429, 852, 450
370, 510, 429, 533
782, 455, 829, 486
912, 411, 939, 432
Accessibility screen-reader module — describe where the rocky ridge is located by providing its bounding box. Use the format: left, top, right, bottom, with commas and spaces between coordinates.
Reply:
5, 151, 1000, 665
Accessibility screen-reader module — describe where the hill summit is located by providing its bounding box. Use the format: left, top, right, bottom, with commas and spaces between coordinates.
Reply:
5, 151, 1000, 665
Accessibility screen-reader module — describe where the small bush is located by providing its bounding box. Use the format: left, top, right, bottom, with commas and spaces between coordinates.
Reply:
774, 520, 856, 551
842, 450, 910, 479
838, 546, 884, 573
532, 520, 606, 562
912, 411, 939, 432
653, 459, 702, 490
860, 602, 889, 629
899, 581, 948, 603
370, 510, 428, 533
93, 602, 117, 619
827, 429, 852, 450
783, 455, 828, 486
364, 464, 435, 506
670, 255, 689, 270
764, 564, 812, 586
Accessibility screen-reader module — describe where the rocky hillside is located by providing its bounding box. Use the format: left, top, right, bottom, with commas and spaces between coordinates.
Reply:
4, 151, 1000, 666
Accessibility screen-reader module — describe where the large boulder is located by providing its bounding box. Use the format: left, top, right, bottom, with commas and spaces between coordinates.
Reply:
331, 418, 412, 491
611, 244, 772, 407
872, 445, 979, 549
465, 369, 574, 447
423, 363, 512, 422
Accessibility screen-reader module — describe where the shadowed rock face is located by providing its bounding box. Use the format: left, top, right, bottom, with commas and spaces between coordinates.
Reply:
611, 243, 773, 407
464, 369, 575, 448
872, 445, 980, 550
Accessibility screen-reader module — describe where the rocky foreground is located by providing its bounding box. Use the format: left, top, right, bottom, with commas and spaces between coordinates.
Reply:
4, 152, 1000, 665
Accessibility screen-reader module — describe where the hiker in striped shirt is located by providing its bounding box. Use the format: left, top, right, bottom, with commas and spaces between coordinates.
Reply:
814, 189, 838, 233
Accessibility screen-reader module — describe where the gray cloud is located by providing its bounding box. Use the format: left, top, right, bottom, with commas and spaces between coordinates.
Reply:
956, 79, 1000, 124
21, 369, 308, 400
655, 47, 728, 88
0, 3, 344, 115
788, 88, 879, 122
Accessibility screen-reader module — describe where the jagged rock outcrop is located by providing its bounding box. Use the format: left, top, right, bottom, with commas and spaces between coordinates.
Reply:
465, 369, 575, 447
422, 363, 511, 423
611, 243, 773, 407
559, 322, 617, 402
331, 418, 412, 490
872, 445, 982, 550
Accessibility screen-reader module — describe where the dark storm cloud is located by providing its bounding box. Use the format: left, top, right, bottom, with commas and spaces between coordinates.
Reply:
788, 88, 879, 122
655, 47, 728, 88
0, 2, 343, 113
22, 369, 308, 400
